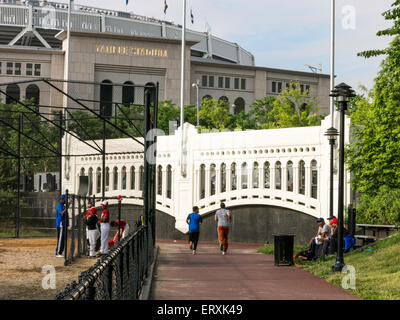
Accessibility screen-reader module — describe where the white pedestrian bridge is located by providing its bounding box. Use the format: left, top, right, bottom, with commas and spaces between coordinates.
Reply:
62, 115, 351, 239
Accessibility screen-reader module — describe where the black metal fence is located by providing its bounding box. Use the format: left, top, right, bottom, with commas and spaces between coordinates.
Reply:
63, 192, 144, 266
56, 224, 153, 300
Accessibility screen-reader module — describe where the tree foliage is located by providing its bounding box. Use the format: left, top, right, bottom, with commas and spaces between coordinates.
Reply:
358, 0, 400, 58
264, 81, 325, 129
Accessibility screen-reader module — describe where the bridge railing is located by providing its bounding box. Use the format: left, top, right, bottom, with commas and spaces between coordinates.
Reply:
56, 224, 154, 300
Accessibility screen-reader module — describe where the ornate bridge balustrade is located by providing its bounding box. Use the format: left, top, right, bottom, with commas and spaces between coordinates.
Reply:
63, 115, 351, 234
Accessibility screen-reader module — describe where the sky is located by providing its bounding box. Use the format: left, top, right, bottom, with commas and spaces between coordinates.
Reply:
62, 0, 395, 92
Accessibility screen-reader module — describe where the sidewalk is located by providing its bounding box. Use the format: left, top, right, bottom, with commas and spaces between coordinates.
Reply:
151, 240, 361, 300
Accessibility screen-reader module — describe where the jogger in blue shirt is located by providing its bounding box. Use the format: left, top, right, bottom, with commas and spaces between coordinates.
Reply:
186, 206, 202, 255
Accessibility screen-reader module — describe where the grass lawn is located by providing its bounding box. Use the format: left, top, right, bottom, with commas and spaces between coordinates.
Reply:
259, 232, 400, 300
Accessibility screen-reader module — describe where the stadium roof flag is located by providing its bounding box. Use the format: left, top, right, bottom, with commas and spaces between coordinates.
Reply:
164, 0, 168, 14
126, 0, 129, 5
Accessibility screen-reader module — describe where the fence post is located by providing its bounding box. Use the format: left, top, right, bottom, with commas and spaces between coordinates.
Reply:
16, 114, 21, 238
77, 195, 82, 257
83, 196, 87, 255
64, 189, 69, 266
118, 199, 121, 242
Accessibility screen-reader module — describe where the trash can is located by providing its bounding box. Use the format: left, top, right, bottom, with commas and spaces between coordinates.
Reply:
273, 234, 295, 266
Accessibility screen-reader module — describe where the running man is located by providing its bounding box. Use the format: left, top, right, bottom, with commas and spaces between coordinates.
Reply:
214, 202, 231, 255
186, 206, 202, 255
99, 200, 110, 256
55, 194, 67, 258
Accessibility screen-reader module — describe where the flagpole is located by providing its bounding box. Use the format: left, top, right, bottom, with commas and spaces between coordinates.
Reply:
180, 0, 186, 177
64, 0, 72, 181
330, 0, 335, 127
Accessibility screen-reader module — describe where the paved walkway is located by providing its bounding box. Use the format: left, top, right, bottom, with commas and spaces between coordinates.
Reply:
151, 240, 360, 300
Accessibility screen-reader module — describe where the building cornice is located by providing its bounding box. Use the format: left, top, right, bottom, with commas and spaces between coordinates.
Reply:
191, 58, 330, 79
55, 30, 199, 46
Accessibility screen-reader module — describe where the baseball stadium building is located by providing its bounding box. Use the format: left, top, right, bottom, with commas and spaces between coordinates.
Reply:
0, 0, 331, 115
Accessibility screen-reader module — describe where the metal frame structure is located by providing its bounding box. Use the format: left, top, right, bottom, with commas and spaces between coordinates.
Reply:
0, 79, 158, 268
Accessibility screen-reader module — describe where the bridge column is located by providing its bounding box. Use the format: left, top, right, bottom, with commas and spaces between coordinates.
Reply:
135, 168, 140, 192
282, 163, 287, 194
270, 163, 276, 191
162, 168, 167, 198
305, 163, 311, 199
258, 165, 263, 189
126, 167, 131, 192
227, 162, 232, 192
193, 168, 198, 202
205, 165, 211, 198
93, 169, 98, 196
117, 166, 122, 191
216, 167, 221, 195
293, 163, 299, 198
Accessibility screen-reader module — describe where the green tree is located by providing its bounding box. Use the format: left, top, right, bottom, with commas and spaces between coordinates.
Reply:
358, 0, 400, 58
248, 96, 276, 129
266, 81, 324, 129
346, 0, 400, 197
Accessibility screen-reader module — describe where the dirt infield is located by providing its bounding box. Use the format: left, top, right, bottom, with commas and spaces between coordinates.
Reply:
0, 238, 95, 300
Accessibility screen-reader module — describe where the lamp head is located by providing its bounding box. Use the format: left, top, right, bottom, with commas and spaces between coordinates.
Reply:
330, 82, 356, 103
325, 127, 339, 141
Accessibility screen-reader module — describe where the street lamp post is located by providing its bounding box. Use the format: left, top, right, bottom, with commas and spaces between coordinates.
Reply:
192, 80, 199, 126
330, 83, 355, 272
325, 127, 339, 219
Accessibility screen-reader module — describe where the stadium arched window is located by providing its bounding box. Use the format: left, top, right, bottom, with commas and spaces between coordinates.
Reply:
157, 165, 162, 195
25, 84, 40, 105
202, 95, 212, 102
80, 168, 85, 176
167, 165, 172, 199
121, 166, 127, 190
253, 162, 259, 188
287, 161, 293, 192
311, 160, 318, 199
234, 97, 245, 114
275, 161, 282, 190
96, 167, 101, 194
122, 81, 134, 106
130, 166, 135, 190
231, 163, 237, 191
241, 162, 248, 189
210, 164, 216, 196
199, 164, 205, 199
218, 96, 229, 108
100, 80, 113, 117
6, 84, 20, 104
220, 163, 226, 193
298, 160, 305, 195
264, 162, 270, 189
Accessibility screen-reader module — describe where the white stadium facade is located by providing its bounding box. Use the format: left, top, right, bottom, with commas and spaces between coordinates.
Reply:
0, 0, 330, 115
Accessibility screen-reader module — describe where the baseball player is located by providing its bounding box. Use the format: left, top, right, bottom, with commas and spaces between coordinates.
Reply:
99, 200, 110, 256
86, 207, 99, 258
110, 219, 130, 242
